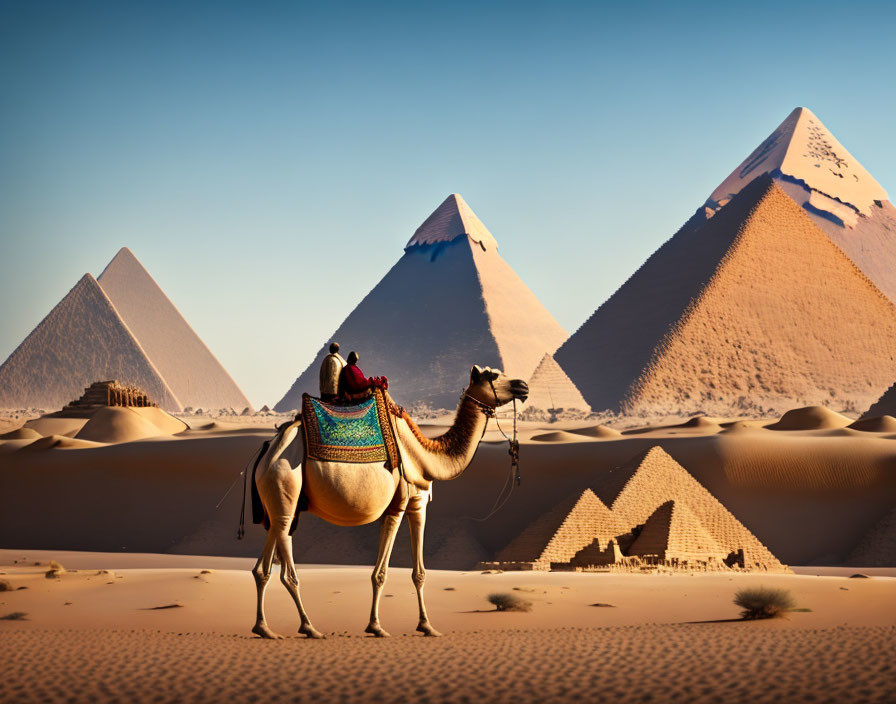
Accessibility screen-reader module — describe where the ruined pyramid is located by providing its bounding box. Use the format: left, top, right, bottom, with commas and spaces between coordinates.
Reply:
522, 353, 591, 415
0, 249, 251, 412
555, 172, 896, 416
496, 489, 628, 568
592, 447, 783, 570
627, 500, 728, 564
275, 193, 568, 411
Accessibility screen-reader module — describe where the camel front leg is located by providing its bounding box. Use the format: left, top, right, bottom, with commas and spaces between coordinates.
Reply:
365, 511, 403, 637
407, 493, 441, 636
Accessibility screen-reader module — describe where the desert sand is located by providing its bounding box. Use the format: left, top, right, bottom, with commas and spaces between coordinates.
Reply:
1, 550, 894, 703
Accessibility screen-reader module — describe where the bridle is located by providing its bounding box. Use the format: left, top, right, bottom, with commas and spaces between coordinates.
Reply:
460, 379, 521, 522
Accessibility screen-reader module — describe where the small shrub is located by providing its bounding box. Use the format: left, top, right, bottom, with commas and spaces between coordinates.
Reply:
45, 560, 66, 579
487, 592, 532, 612
0, 611, 28, 621
0, 579, 13, 592
734, 586, 795, 620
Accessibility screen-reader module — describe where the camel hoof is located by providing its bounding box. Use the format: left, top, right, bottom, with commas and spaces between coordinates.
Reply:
365, 623, 391, 638
252, 623, 284, 640
417, 622, 443, 637
300, 624, 325, 639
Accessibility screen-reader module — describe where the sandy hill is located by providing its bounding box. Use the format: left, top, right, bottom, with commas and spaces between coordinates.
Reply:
97, 248, 251, 412
522, 353, 591, 415
555, 175, 896, 416
861, 381, 896, 419
0, 249, 250, 413
592, 447, 783, 570
275, 194, 568, 411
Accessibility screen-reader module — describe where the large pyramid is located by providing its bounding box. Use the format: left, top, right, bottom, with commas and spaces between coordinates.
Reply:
0, 249, 250, 412
275, 194, 568, 411
555, 172, 896, 416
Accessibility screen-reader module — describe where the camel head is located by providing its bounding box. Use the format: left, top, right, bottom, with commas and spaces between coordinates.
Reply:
465, 365, 529, 409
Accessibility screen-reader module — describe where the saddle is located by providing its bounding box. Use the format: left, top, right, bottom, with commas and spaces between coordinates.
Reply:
301, 387, 401, 470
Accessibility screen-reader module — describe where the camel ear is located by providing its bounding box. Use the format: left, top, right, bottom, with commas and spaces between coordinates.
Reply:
470, 366, 483, 383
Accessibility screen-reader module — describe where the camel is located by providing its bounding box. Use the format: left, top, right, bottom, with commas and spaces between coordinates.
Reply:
250, 365, 528, 639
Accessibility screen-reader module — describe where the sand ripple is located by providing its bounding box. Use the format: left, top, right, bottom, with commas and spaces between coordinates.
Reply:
0, 625, 892, 703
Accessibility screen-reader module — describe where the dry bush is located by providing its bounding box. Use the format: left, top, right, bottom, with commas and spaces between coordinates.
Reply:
487, 592, 532, 612
45, 560, 66, 579
734, 586, 795, 619
0, 611, 28, 621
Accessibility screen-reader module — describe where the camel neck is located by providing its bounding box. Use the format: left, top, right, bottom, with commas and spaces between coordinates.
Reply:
392, 396, 489, 482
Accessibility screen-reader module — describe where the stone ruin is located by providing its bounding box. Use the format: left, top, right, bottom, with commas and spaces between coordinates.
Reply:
487, 446, 787, 573
50, 380, 157, 417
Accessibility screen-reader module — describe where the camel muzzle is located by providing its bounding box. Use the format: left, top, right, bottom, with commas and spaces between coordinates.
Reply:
510, 379, 529, 403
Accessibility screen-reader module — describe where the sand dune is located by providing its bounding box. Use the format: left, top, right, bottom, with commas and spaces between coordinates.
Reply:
531, 430, 590, 443
17, 435, 104, 451
0, 427, 41, 440
75, 407, 181, 444
849, 415, 896, 433
766, 406, 853, 431
568, 424, 621, 438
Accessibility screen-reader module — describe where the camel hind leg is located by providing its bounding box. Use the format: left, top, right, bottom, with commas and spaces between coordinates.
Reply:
365, 509, 404, 637
253, 457, 322, 639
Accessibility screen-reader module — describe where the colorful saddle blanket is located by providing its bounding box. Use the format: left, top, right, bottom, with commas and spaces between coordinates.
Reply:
301, 388, 400, 469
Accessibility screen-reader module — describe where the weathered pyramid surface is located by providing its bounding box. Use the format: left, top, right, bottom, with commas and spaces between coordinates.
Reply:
705, 107, 896, 303
276, 194, 567, 411
97, 248, 251, 412
0, 274, 180, 411
496, 489, 627, 567
846, 506, 896, 567
556, 175, 896, 416
862, 381, 896, 419
627, 500, 727, 564
406, 193, 498, 250
522, 353, 591, 413
593, 447, 783, 569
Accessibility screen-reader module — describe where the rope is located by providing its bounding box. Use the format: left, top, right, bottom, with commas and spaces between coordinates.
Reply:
213, 442, 267, 540
460, 387, 520, 522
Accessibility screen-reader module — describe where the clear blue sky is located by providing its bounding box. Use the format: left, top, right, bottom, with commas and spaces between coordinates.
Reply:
1, 0, 894, 407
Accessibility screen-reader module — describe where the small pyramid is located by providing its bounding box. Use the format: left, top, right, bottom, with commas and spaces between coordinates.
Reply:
0, 275, 179, 410
523, 353, 591, 414
627, 500, 728, 564
593, 447, 783, 570
98, 248, 251, 412
275, 194, 567, 411
496, 489, 628, 568
556, 175, 896, 416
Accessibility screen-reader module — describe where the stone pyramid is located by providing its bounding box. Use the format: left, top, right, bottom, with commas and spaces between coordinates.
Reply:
97, 248, 250, 412
522, 353, 591, 414
555, 174, 896, 416
0, 249, 251, 412
706, 107, 896, 302
627, 500, 727, 564
593, 447, 783, 569
496, 489, 628, 568
0, 274, 179, 411
275, 194, 568, 411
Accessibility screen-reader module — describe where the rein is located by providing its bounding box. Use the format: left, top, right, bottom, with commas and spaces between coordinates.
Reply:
460, 382, 521, 522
